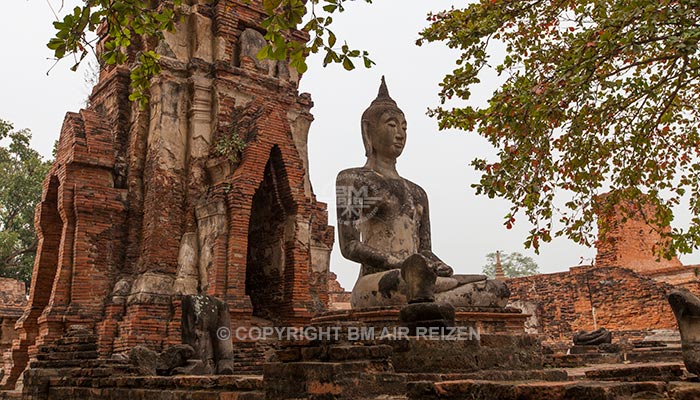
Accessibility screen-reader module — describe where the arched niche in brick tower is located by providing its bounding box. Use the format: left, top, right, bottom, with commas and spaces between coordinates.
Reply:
224, 106, 314, 326
245, 145, 296, 324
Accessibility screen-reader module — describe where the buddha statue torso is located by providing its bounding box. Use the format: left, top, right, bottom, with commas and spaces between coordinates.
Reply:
338, 167, 427, 276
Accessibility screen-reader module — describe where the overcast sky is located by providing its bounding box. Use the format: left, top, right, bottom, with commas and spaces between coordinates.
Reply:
3, 0, 698, 290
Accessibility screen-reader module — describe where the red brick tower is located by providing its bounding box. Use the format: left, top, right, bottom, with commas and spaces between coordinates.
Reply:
594, 193, 681, 273
593, 193, 700, 294
1, 0, 334, 389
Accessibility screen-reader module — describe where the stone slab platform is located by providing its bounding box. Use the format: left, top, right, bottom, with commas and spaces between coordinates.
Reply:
21, 374, 264, 400
389, 335, 542, 373
408, 380, 700, 400
404, 369, 569, 383
264, 333, 543, 399
547, 347, 683, 368
584, 363, 683, 382
312, 306, 529, 335
408, 362, 696, 400
9, 361, 699, 399
566, 361, 685, 380
272, 334, 542, 373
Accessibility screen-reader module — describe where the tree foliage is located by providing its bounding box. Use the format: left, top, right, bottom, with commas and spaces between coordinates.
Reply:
49, 0, 184, 107
50, 0, 700, 257
48, 0, 374, 107
482, 251, 539, 279
0, 120, 52, 285
418, 0, 700, 257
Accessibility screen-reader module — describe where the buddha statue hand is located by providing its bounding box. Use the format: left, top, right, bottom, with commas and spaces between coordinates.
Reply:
401, 254, 437, 303
420, 250, 454, 277
385, 254, 406, 271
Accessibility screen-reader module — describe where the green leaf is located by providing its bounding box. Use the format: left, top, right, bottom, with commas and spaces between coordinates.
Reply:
257, 45, 271, 60
342, 56, 354, 70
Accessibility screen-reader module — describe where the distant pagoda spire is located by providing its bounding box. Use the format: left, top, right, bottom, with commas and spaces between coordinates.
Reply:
495, 251, 506, 280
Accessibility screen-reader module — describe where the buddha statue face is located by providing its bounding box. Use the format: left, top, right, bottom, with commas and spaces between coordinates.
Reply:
364, 109, 407, 159
361, 77, 407, 160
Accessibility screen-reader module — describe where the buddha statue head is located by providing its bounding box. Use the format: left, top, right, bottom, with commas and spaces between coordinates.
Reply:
361, 77, 407, 160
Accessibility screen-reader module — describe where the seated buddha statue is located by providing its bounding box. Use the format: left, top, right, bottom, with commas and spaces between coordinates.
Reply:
336, 77, 510, 309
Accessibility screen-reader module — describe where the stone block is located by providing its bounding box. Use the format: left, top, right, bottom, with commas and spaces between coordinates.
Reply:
585, 363, 683, 382
390, 335, 541, 373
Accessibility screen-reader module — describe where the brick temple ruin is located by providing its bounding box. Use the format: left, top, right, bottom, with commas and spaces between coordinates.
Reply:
0, 279, 26, 359
3, 0, 700, 398
1, 0, 335, 390
506, 195, 700, 349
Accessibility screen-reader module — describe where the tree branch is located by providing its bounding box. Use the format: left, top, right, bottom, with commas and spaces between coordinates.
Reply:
1, 237, 38, 269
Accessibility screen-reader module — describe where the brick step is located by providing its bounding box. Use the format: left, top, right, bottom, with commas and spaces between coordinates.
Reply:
46, 388, 265, 400
548, 349, 683, 368
29, 359, 131, 369
233, 351, 267, 357
0, 390, 21, 399
264, 363, 400, 399
407, 379, 700, 400
237, 392, 265, 400
234, 358, 266, 364
64, 328, 94, 337
584, 363, 683, 382
275, 344, 393, 362
626, 349, 682, 363
48, 374, 264, 391
235, 364, 264, 371
38, 343, 98, 353
361, 397, 407, 400
233, 357, 265, 362
55, 335, 98, 346
405, 369, 569, 383
234, 363, 264, 368
235, 369, 264, 375
35, 350, 99, 361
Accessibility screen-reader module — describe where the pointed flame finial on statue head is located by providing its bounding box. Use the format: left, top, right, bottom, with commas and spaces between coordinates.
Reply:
370, 76, 397, 108
361, 76, 403, 157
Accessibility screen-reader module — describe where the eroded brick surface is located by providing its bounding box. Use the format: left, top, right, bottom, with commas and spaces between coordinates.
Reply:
595, 195, 681, 273
0, 279, 25, 357
508, 266, 678, 345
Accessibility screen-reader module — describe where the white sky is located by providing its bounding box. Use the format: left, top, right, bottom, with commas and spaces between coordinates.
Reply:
2, 0, 697, 290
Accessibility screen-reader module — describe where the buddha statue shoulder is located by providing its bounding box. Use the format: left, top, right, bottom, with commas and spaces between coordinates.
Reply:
336, 77, 510, 309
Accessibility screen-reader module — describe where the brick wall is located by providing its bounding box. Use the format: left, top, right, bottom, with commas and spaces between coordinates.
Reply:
0, 278, 25, 309
508, 265, 678, 345
327, 272, 351, 310
0, 278, 25, 354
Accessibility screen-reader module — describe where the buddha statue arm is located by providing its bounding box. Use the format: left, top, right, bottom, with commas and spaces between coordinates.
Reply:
416, 187, 454, 277
337, 223, 402, 271
336, 170, 402, 272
